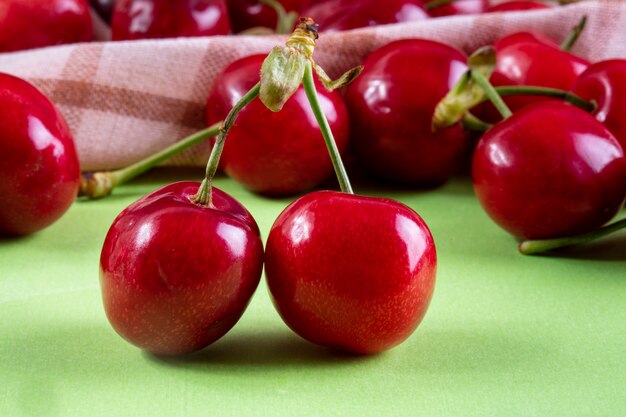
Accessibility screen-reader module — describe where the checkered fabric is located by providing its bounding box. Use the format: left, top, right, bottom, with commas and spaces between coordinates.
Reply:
0, 0, 623, 171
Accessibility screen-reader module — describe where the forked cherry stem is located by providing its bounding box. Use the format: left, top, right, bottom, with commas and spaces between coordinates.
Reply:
519, 218, 626, 255
191, 83, 261, 206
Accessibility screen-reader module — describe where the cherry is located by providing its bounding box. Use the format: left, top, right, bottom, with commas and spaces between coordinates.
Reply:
473, 101, 626, 240
207, 54, 350, 196
421, 0, 487, 17
111, 0, 230, 40
300, 0, 428, 32
571, 60, 626, 151
487, 0, 553, 12
227, 0, 309, 33
0, 73, 80, 236
0, 0, 92, 52
265, 191, 436, 354
344, 39, 468, 186
100, 181, 264, 355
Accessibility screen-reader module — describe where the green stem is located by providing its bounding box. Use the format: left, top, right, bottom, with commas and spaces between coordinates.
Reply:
302, 61, 353, 194
260, 0, 296, 34
519, 218, 626, 255
560, 15, 587, 52
424, 0, 458, 10
79, 122, 222, 199
493, 86, 597, 113
192, 83, 261, 206
471, 70, 513, 119
462, 112, 492, 132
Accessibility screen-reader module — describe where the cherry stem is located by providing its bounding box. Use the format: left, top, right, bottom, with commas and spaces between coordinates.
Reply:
471, 70, 513, 119
560, 15, 587, 52
192, 82, 261, 206
423, 0, 461, 10
78, 122, 222, 199
260, 0, 296, 34
302, 61, 353, 194
519, 218, 626, 255
493, 86, 597, 113
462, 112, 493, 132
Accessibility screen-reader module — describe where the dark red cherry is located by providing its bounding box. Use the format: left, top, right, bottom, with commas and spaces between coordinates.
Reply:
206, 54, 350, 196
0, 0, 92, 52
487, 0, 553, 12
345, 39, 468, 186
265, 190, 437, 354
100, 181, 264, 356
0, 73, 80, 236
473, 102, 626, 240
571, 60, 626, 151
111, 0, 230, 40
301, 0, 429, 32
227, 0, 309, 33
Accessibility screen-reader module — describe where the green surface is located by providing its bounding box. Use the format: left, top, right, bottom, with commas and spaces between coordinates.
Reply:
1, 168, 625, 417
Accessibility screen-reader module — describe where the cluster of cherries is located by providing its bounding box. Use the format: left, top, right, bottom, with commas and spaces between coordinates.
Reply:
2, 0, 578, 52
2, 2, 626, 356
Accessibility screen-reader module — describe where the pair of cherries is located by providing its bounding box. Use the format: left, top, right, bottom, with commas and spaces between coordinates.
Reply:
99, 19, 437, 356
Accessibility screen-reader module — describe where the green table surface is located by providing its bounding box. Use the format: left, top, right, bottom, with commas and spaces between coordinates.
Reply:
1, 168, 624, 417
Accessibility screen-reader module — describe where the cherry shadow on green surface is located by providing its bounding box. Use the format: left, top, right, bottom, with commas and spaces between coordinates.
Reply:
0, 233, 35, 247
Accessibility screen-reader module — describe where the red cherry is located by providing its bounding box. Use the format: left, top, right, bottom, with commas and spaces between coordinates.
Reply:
571, 60, 626, 152
473, 102, 626, 240
111, 0, 230, 40
227, 0, 309, 33
265, 190, 436, 354
420, 0, 487, 17
487, 0, 553, 12
0, 0, 92, 52
344, 39, 468, 185
0, 73, 80, 236
207, 54, 350, 196
100, 181, 264, 356
301, 0, 428, 32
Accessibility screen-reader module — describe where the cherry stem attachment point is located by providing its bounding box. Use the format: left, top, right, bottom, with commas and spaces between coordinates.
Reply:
470, 70, 513, 119
519, 218, 626, 255
560, 15, 587, 52
191, 82, 261, 206
78, 122, 223, 199
302, 61, 353, 194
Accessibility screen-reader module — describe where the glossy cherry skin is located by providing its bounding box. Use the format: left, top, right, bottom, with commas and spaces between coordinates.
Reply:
227, 0, 309, 33
301, 0, 428, 32
571, 60, 626, 151
207, 54, 349, 196
345, 39, 468, 186
473, 102, 626, 240
0, 73, 80, 236
265, 191, 437, 354
487, 1, 553, 12
420, 0, 487, 17
0, 0, 93, 52
111, 0, 230, 40
100, 181, 264, 356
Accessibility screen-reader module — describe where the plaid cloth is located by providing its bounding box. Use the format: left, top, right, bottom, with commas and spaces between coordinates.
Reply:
0, 0, 623, 171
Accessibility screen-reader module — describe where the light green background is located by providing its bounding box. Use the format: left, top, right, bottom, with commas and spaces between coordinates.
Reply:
1, 168, 624, 417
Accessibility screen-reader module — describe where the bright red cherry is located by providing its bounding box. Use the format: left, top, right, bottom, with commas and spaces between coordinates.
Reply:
0, 73, 80, 236
0, 0, 92, 52
301, 0, 428, 32
473, 102, 626, 240
100, 181, 264, 356
420, 0, 487, 17
227, 0, 309, 33
111, 0, 230, 40
207, 54, 350, 196
571, 60, 626, 151
487, 0, 553, 12
265, 191, 437, 354
345, 39, 468, 186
